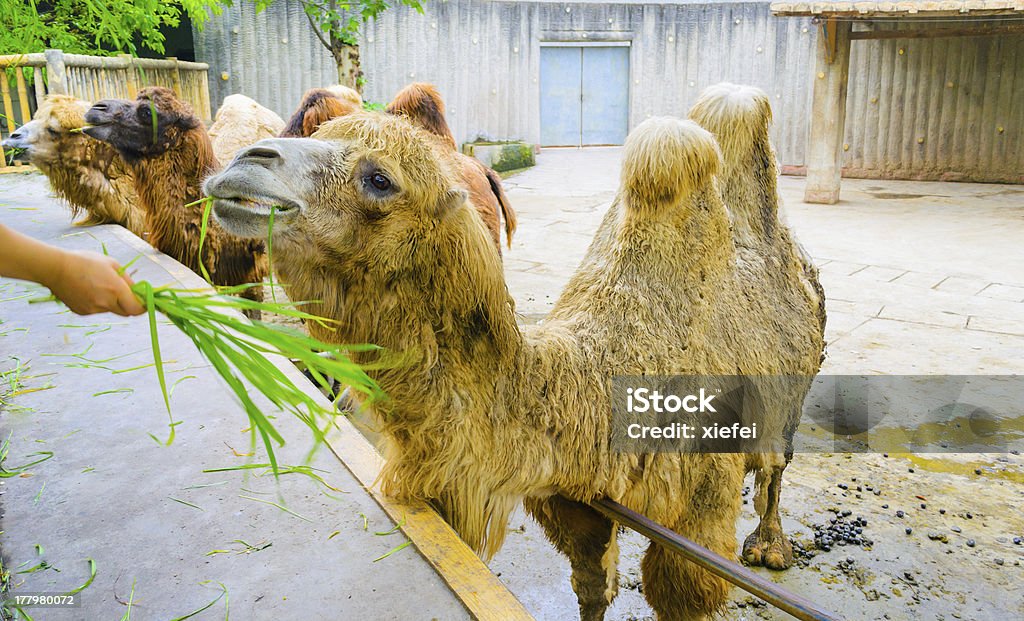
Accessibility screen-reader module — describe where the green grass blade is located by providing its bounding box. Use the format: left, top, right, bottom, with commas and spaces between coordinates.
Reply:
195, 198, 214, 283
143, 282, 175, 445
267, 205, 277, 303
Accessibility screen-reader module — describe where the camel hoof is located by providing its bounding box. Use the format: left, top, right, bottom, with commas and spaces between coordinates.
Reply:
743, 529, 793, 571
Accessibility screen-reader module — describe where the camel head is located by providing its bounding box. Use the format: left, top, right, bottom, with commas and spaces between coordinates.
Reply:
280, 88, 361, 138
205, 111, 518, 360
206, 111, 473, 274
2, 95, 92, 165
84, 87, 203, 161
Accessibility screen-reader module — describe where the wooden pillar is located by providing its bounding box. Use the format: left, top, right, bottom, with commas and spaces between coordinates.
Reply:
121, 54, 138, 97
198, 69, 212, 123
15, 71, 31, 124
805, 19, 852, 204
0, 78, 16, 133
168, 57, 182, 96
32, 67, 45, 104
44, 49, 68, 95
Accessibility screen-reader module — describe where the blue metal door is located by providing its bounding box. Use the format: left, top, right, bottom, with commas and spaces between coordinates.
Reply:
582, 46, 630, 145
540, 45, 629, 147
540, 47, 582, 147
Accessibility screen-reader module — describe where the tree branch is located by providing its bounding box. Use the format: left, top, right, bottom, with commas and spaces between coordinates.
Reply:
303, 9, 332, 52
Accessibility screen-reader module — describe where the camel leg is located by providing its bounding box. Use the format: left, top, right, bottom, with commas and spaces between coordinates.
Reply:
524, 495, 618, 621
238, 283, 263, 321
742, 461, 793, 570
641, 457, 741, 620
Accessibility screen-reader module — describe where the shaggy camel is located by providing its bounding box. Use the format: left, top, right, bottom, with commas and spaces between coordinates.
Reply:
689, 83, 827, 570
209, 93, 286, 164
2, 95, 145, 236
387, 83, 516, 252
280, 88, 361, 138
83, 87, 266, 308
204, 111, 825, 619
325, 84, 363, 108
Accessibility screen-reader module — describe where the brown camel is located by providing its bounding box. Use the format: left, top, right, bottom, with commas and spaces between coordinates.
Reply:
280, 88, 362, 138
689, 83, 827, 570
83, 87, 266, 309
2, 95, 145, 237
204, 111, 822, 619
386, 82, 516, 252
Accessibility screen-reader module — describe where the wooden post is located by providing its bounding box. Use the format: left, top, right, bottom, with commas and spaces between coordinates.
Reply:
0, 77, 16, 134
198, 69, 212, 123
32, 67, 45, 104
168, 57, 182, 96
805, 19, 852, 205
121, 54, 138, 97
15, 70, 31, 124
44, 49, 68, 95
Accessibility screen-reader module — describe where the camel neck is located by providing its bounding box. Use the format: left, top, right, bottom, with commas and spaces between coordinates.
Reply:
277, 215, 523, 414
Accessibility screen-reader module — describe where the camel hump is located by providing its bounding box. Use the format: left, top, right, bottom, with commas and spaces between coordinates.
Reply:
688, 82, 773, 166
621, 117, 720, 207
386, 83, 457, 150
484, 166, 517, 248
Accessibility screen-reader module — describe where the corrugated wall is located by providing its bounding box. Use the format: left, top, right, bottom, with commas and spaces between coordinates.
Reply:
359, 1, 817, 167
194, 0, 339, 119
843, 22, 1024, 183
194, 1, 1023, 182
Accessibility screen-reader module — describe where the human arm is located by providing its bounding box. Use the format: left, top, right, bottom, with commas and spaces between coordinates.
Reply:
0, 224, 145, 316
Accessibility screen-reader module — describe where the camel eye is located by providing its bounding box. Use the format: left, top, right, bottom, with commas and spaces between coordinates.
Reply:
47, 127, 60, 136
367, 172, 392, 192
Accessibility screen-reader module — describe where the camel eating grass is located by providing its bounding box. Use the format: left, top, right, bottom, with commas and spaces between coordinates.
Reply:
83, 87, 267, 313
204, 107, 823, 619
1, 95, 145, 236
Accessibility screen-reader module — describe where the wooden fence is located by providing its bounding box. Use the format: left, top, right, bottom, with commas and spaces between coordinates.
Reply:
0, 49, 211, 171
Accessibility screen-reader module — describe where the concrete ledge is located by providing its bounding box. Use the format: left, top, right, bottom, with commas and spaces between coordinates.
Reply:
462, 142, 536, 173
0, 174, 531, 620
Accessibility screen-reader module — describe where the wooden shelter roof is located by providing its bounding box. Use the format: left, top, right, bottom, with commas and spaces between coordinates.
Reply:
771, 1, 1024, 16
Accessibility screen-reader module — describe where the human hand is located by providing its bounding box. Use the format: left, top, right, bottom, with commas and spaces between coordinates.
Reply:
44, 251, 146, 317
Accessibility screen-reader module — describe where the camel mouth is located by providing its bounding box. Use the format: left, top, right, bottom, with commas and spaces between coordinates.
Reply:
81, 123, 112, 140
1, 135, 30, 150
210, 192, 303, 239
212, 195, 301, 217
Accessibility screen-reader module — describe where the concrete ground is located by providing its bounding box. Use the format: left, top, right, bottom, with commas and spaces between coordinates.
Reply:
0, 176, 475, 620
490, 148, 1024, 620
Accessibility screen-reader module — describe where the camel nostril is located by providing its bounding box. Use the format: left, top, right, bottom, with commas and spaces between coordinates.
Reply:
91, 102, 108, 112
240, 146, 282, 162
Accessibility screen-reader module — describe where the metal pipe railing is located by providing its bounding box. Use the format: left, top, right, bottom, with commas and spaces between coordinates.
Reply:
590, 497, 843, 621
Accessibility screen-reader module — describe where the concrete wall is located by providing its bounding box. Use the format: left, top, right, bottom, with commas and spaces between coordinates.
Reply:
843, 22, 1024, 183
194, 0, 1024, 182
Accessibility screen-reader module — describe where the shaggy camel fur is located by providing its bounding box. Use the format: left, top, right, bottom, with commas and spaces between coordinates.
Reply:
325, 84, 363, 108
280, 88, 362, 138
209, 94, 286, 164
387, 83, 516, 252
83, 87, 266, 308
2, 95, 145, 236
204, 111, 826, 619
689, 83, 826, 570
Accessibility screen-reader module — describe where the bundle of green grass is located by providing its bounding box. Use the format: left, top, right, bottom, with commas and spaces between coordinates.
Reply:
133, 280, 382, 472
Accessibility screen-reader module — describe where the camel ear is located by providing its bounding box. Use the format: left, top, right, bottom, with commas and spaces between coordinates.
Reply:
433, 187, 468, 216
